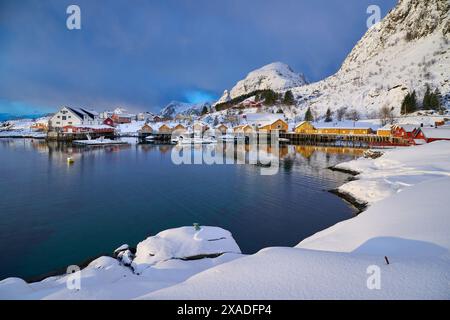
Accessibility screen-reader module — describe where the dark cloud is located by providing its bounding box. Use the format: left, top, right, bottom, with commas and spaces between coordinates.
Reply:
0, 0, 397, 115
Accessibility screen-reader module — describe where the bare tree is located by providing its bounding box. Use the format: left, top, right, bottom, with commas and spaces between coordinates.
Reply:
379, 104, 395, 126
336, 107, 347, 121
346, 109, 360, 121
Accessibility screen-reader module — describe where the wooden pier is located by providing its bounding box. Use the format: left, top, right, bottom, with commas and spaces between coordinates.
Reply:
279, 132, 410, 146
138, 131, 410, 147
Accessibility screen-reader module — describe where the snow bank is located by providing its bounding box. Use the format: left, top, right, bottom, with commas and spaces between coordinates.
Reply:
299, 177, 450, 255
144, 246, 449, 300
334, 141, 450, 204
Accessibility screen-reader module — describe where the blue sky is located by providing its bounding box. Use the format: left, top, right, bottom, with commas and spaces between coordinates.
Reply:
0, 0, 397, 115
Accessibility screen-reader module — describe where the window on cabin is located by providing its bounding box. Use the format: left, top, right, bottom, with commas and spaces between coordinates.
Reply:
62, 116, 66, 120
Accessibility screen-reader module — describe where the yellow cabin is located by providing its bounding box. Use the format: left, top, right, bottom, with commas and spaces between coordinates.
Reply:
294, 121, 317, 134
193, 123, 209, 133
377, 126, 392, 137
233, 124, 254, 134
140, 123, 153, 134
215, 124, 228, 135
316, 127, 372, 135
158, 124, 172, 133
259, 119, 288, 133
172, 124, 187, 133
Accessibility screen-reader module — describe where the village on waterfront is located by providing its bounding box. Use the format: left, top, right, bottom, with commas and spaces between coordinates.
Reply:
1, 101, 449, 147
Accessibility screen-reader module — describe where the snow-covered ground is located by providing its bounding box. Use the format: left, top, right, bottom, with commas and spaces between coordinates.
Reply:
334, 141, 450, 204
115, 121, 146, 136
1, 142, 449, 300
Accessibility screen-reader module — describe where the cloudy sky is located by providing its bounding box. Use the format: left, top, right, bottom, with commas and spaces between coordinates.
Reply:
0, 0, 397, 115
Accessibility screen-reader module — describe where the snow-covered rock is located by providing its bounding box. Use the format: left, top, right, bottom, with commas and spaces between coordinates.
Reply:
0, 227, 242, 300
132, 226, 241, 274
215, 62, 307, 105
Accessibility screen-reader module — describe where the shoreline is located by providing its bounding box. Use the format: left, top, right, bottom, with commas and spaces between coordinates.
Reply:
7, 155, 363, 285
327, 165, 367, 214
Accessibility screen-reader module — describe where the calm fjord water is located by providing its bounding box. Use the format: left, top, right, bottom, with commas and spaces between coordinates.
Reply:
0, 139, 362, 280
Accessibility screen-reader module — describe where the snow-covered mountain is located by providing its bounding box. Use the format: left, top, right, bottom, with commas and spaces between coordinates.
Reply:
159, 101, 210, 119
289, 0, 449, 118
215, 62, 308, 105
214, 0, 449, 119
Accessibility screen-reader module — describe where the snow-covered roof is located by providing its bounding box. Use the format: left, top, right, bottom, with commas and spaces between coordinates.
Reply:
65, 107, 99, 120
378, 124, 393, 131
245, 113, 285, 128
420, 128, 450, 139
393, 124, 418, 132
294, 121, 314, 128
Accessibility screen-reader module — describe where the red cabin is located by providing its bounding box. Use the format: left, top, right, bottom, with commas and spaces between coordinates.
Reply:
103, 117, 115, 127
392, 124, 418, 139
111, 113, 133, 124
413, 127, 450, 144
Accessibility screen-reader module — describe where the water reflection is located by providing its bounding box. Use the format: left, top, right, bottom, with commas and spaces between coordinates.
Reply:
2, 138, 366, 171
0, 138, 365, 280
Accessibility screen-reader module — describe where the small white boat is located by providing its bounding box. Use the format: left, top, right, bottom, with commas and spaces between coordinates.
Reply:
145, 136, 155, 141
219, 134, 245, 142
73, 137, 129, 146
177, 136, 217, 145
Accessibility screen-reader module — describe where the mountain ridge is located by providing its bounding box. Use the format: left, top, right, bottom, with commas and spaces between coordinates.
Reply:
213, 0, 449, 119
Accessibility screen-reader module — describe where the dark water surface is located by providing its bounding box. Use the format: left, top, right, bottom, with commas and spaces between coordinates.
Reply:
0, 138, 363, 280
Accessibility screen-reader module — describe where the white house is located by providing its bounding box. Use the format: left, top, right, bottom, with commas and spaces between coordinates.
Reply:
49, 107, 102, 130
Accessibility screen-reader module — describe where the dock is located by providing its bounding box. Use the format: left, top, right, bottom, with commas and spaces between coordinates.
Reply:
279, 132, 410, 146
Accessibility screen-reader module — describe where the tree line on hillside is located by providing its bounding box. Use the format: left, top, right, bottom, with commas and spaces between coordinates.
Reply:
303, 106, 360, 123
214, 89, 296, 112
401, 84, 443, 114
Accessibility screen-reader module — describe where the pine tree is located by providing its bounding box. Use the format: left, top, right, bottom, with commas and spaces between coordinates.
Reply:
201, 105, 208, 115
283, 90, 295, 105
262, 90, 278, 106
430, 88, 442, 111
401, 91, 418, 114
422, 85, 431, 110
324, 108, 333, 122
410, 91, 418, 113
304, 107, 313, 121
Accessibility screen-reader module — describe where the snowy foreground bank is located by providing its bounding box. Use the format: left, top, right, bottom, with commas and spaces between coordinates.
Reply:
1, 142, 450, 299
